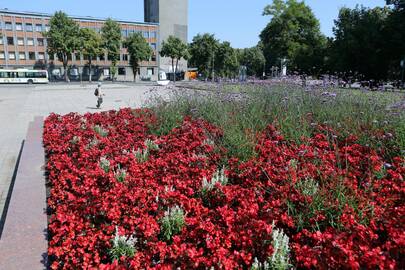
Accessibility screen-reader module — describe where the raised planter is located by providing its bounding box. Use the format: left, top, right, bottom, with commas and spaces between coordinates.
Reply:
0, 116, 48, 270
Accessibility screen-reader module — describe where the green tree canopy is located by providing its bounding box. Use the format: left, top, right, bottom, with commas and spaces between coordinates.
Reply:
214, 41, 239, 78
160, 35, 189, 82
44, 11, 80, 81
101, 19, 121, 80
260, 0, 326, 74
330, 6, 391, 79
239, 46, 266, 77
124, 33, 153, 81
79, 28, 103, 82
188, 33, 219, 79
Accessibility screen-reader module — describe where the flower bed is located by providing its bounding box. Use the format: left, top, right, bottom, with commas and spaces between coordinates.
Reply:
44, 108, 404, 269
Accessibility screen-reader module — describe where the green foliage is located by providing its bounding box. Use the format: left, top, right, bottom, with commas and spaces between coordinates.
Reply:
132, 139, 159, 163
239, 46, 266, 77
188, 33, 220, 78
93, 125, 109, 137
160, 206, 185, 242
124, 33, 153, 81
44, 11, 80, 81
109, 227, 136, 261
160, 35, 189, 81
99, 157, 110, 173
250, 223, 291, 270
295, 178, 319, 196
330, 6, 391, 79
269, 223, 291, 270
114, 165, 127, 183
101, 19, 121, 80
148, 85, 405, 162
260, 0, 327, 74
201, 166, 228, 196
215, 41, 239, 78
79, 28, 103, 82
133, 148, 149, 163
144, 139, 159, 151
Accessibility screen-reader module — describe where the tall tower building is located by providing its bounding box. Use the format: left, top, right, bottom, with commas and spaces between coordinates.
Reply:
144, 0, 188, 74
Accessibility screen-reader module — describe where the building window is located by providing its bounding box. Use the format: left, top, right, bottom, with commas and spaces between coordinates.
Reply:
45, 25, 50, 32
9, 52, 16, 60
28, 52, 36, 60
151, 54, 156, 61
74, 53, 80, 61
15, 23, 23, 31
150, 43, 157, 50
147, 68, 154, 76
0, 38, 4, 45
17, 38, 24, 46
37, 38, 44, 46
19, 52, 26, 60
7, 37, 14, 45
27, 38, 34, 46
5, 22, 12, 31
25, 23, 33, 32
121, 29, 128, 37
118, 67, 126, 75
99, 53, 105, 61
143, 31, 149, 38
0, 52, 5, 60
38, 52, 45, 60
122, 54, 128, 61
150, 31, 157, 38
35, 24, 43, 32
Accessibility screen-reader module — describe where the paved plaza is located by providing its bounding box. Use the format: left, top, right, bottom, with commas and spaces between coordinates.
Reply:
0, 82, 169, 219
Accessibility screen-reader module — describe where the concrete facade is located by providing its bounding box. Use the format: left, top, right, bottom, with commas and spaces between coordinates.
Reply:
144, 0, 188, 73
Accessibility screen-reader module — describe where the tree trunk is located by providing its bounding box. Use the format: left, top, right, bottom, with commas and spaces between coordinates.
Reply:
175, 58, 179, 82
89, 58, 92, 82
172, 58, 175, 83
63, 54, 68, 82
133, 66, 137, 82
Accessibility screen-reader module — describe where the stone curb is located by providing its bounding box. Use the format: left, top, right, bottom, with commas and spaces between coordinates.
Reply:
0, 116, 48, 270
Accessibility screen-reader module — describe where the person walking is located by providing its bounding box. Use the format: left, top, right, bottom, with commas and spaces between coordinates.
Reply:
94, 82, 105, 109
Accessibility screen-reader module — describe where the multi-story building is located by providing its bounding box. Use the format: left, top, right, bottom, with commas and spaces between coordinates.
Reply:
144, 0, 188, 74
0, 9, 159, 81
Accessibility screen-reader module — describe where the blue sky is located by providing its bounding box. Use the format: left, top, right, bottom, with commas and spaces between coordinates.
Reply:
0, 0, 386, 48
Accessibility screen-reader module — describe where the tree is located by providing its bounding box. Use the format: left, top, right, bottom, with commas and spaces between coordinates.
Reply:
330, 6, 391, 79
260, 0, 326, 75
44, 11, 80, 81
124, 33, 153, 81
239, 46, 266, 77
215, 41, 239, 78
79, 28, 103, 82
101, 19, 121, 81
188, 34, 219, 79
160, 35, 189, 82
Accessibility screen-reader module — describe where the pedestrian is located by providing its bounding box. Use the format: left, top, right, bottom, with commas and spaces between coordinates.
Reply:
94, 82, 105, 109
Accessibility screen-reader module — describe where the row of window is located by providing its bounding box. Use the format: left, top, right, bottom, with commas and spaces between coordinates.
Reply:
2, 36, 156, 50
0, 51, 157, 62
0, 37, 45, 46
120, 29, 157, 39
0, 51, 44, 60
1, 21, 157, 38
2, 21, 50, 32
